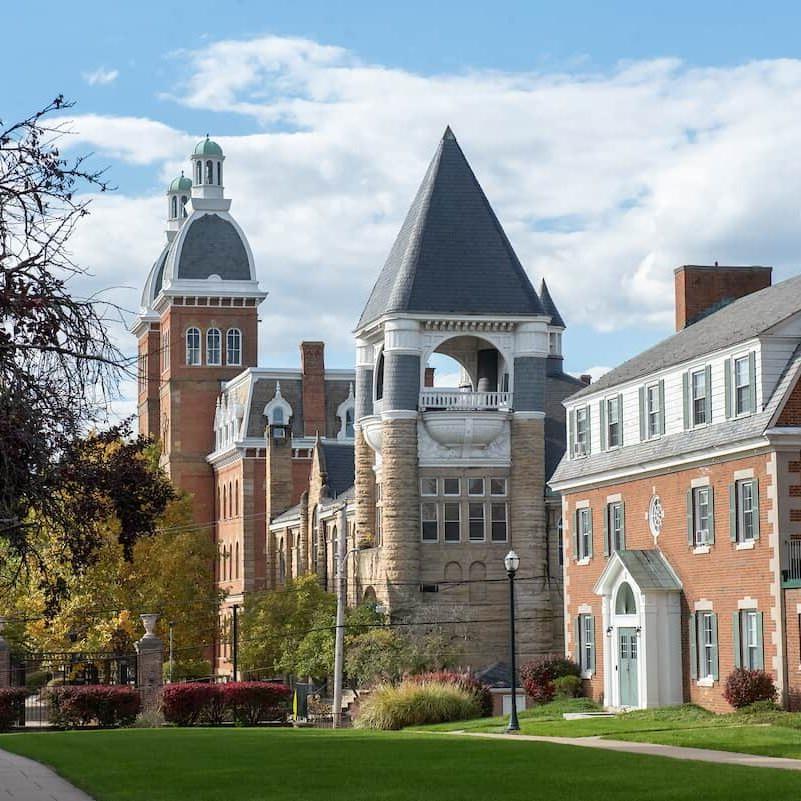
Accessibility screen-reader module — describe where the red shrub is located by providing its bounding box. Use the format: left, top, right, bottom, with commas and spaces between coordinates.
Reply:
0, 688, 27, 730
221, 681, 291, 726
47, 686, 141, 728
162, 683, 217, 726
201, 685, 227, 725
723, 669, 777, 709
520, 657, 581, 704
406, 671, 493, 717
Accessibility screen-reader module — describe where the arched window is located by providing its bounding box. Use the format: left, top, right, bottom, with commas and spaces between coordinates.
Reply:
235, 541, 239, 579
223, 484, 228, 519
227, 329, 242, 366
345, 408, 354, 438
181, 195, 188, 218
195, 161, 202, 184
273, 407, 284, 424
206, 328, 221, 365
205, 160, 213, 184
217, 486, 221, 519
217, 162, 222, 186
469, 561, 487, 603
375, 351, 385, 400
186, 328, 201, 365
234, 480, 239, 517
170, 195, 178, 219
616, 582, 637, 615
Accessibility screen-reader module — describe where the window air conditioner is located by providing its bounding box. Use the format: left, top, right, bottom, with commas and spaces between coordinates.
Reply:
696, 529, 710, 546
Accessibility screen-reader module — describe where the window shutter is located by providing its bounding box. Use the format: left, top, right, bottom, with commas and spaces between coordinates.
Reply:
617, 393, 624, 445
748, 351, 757, 413
755, 611, 764, 670
689, 614, 698, 680
753, 479, 760, 541
686, 489, 694, 546
711, 614, 719, 681
705, 364, 713, 422
724, 358, 733, 419
638, 386, 646, 441
573, 511, 579, 560
588, 616, 596, 673
574, 616, 581, 665
708, 487, 715, 544
587, 509, 593, 558
586, 405, 592, 453
659, 379, 666, 435
682, 372, 690, 429
620, 500, 626, 550
732, 612, 742, 669
599, 400, 607, 451
603, 504, 610, 557
729, 484, 737, 542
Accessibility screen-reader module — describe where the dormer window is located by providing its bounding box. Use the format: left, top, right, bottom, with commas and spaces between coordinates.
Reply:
273, 407, 284, 425
572, 405, 590, 457
639, 379, 665, 440
336, 384, 356, 440
725, 352, 756, 419
264, 382, 293, 428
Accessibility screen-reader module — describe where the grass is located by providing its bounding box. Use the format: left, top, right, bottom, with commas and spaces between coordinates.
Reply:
3, 727, 801, 800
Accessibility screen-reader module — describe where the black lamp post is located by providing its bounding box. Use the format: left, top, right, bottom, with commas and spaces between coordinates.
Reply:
504, 549, 520, 733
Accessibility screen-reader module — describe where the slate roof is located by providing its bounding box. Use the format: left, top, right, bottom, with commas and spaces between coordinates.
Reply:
615, 550, 682, 591
540, 279, 566, 329
319, 442, 355, 498
271, 502, 301, 526
571, 274, 801, 400
152, 243, 170, 297
176, 213, 250, 281
357, 127, 545, 328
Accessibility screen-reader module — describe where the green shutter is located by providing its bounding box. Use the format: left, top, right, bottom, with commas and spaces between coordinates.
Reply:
617, 393, 624, 446
755, 612, 764, 670
587, 509, 593, 558
711, 614, 719, 681
574, 616, 581, 665
724, 358, 733, 419
708, 487, 715, 544
705, 364, 713, 422
620, 500, 626, 550
573, 510, 579, 560
686, 489, 695, 546
748, 351, 757, 413
682, 372, 690, 429
586, 405, 592, 453
689, 613, 698, 680
729, 484, 737, 542
639, 386, 646, 441
599, 400, 607, 451
603, 504, 610, 557
732, 612, 742, 668
588, 615, 596, 673
569, 408, 576, 456
659, 379, 666, 435
753, 479, 760, 541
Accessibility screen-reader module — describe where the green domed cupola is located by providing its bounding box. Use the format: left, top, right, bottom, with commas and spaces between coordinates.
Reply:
190, 134, 226, 199
168, 172, 193, 193
193, 135, 224, 157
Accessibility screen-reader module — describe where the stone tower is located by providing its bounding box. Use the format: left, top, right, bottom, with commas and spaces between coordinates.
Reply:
133, 137, 267, 526
354, 127, 563, 666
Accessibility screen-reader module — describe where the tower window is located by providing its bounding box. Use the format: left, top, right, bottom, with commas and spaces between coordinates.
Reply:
227, 329, 242, 366
186, 328, 201, 366
205, 160, 213, 184
196, 161, 202, 184
206, 328, 221, 365
217, 162, 222, 186
170, 195, 178, 219
181, 195, 188, 218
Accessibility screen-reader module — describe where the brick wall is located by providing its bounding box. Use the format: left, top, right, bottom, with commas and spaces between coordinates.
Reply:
777, 379, 801, 426
301, 342, 326, 437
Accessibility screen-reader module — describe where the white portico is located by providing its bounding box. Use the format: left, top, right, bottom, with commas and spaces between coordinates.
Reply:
594, 550, 683, 709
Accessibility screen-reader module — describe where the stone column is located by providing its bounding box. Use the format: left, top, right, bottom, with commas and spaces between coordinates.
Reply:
0, 617, 10, 689
135, 614, 164, 712
354, 430, 376, 547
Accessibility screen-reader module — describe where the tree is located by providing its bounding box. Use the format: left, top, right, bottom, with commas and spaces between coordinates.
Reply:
0, 97, 133, 593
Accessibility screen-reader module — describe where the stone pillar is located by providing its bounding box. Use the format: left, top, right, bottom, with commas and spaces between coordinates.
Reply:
136, 614, 163, 712
0, 618, 10, 689
354, 430, 376, 547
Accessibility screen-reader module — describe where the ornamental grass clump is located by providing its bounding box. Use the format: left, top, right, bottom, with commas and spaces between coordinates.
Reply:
406, 671, 492, 717
355, 680, 482, 730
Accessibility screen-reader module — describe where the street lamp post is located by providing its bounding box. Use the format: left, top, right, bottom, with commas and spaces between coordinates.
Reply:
504, 550, 520, 733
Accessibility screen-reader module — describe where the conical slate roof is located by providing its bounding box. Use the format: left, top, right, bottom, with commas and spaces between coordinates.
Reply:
540, 279, 566, 329
357, 127, 544, 328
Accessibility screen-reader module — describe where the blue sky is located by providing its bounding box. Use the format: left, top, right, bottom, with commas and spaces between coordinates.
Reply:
6, 1, 801, 414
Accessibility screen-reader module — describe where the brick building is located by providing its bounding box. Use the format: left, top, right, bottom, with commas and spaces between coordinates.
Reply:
551, 265, 801, 711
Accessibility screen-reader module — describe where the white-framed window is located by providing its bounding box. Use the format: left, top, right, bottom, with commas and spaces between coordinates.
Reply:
690, 610, 718, 682
226, 329, 242, 366
574, 406, 589, 457
469, 503, 485, 542
443, 478, 460, 497
205, 159, 213, 184
490, 478, 507, 496
735, 609, 764, 670
691, 369, 708, 426
733, 479, 758, 543
206, 328, 222, 365
576, 507, 592, 560
421, 502, 438, 542
606, 395, 621, 449
734, 356, 752, 416
606, 502, 624, 554
701, 613, 715, 678
186, 327, 201, 366
444, 502, 460, 543
576, 613, 595, 674
692, 486, 712, 546
170, 195, 178, 219
490, 503, 508, 542
468, 478, 485, 496
195, 161, 202, 184
181, 195, 188, 217
647, 383, 661, 439
420, 478, 437, 496
549, 331, 562, 355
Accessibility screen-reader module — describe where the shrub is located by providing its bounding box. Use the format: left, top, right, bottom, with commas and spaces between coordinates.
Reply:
406, 671, 492, 717
553, 675, 583, 698
47, 686, 141, 728
200, 685, 228, 725
723, 668, 777, 709
161, 683, 217, 726
520, 657, 581, 704
355, 681, 482, 730
130, 708, 165, 728
0, 688, 27, 730
222, 681, 291, 726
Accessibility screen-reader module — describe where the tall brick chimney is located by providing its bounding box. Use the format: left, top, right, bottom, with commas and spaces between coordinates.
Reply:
674, 264, 772, 331
301, 341, 326, 437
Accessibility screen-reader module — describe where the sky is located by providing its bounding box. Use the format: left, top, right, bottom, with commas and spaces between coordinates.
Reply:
6, 1, 801, 419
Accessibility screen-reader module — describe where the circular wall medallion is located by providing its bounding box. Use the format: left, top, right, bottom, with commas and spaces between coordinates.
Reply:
648, 494, 664, 538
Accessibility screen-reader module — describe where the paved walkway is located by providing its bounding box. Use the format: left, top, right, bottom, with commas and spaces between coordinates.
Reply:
449, 731, 801, 771
0, 748, 93, 800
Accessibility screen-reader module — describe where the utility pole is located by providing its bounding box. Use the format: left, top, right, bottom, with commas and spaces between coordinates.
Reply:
231, 604, 239, 681
332, 505, 347, 728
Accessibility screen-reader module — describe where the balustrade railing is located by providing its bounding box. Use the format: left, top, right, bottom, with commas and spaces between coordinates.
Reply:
419, 389, 512, 411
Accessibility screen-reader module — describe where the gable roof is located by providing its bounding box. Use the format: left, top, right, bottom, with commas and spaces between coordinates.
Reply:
571, 273, 801, 401
594, 549, 682, 595
540, 279, 566, 329
357, 127, 544, 328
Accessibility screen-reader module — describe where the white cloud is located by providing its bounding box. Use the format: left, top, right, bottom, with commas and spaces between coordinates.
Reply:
55, 37, 801, 418
83, 67, 119, 86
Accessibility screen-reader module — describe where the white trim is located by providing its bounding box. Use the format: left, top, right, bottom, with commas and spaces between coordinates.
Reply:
693, 599, 713, 611
514, 411, 546, 420
738, 597, 759, 609
575, 499, 590, 509
696, 677, 714, 688
733, 468, 755, 480
736, 540, 756, 551
691, 476, 711, 488
578, 603, 592, 614
693, 545, 711, 555
576, 557, 590, 567
606, 493, 622, 503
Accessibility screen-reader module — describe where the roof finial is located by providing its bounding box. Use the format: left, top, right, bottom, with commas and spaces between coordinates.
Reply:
443, 125, 455, 141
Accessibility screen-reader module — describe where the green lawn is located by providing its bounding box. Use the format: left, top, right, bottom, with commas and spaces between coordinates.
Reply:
3, 727, 801, 800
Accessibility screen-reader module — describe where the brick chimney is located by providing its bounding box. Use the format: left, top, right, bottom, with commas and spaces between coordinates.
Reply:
674, 265, 772, 331
301, 341, 326, 437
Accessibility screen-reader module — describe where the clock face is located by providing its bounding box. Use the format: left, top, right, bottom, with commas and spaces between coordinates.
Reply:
648, 494, 664, 538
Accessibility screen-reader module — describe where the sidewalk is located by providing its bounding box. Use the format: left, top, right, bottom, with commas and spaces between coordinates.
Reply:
449, 731, 801, 772
0, 747, 93, 800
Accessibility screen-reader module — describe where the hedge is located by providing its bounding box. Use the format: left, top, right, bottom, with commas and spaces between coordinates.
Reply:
161, 681, 291, 726
47, 686, 141, 728
0, 688, 27, 730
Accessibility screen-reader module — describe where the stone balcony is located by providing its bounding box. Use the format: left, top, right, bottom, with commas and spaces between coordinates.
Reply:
420, 389, 512, 451
419, 389, 512, 411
